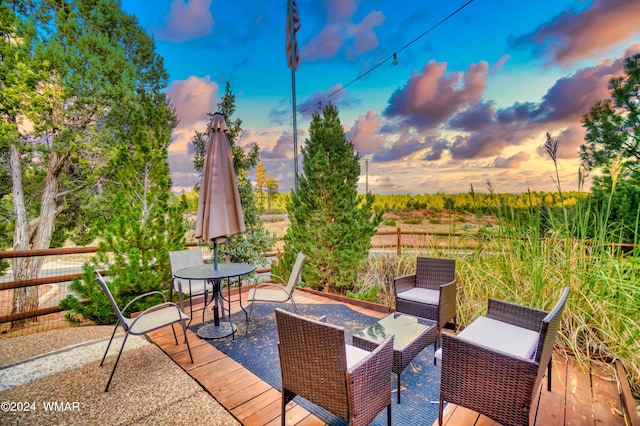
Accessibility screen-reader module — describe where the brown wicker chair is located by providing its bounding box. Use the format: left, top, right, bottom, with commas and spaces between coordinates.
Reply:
393, 257, 456, 350
438, 287, 570, 426
275, 308, 394, 426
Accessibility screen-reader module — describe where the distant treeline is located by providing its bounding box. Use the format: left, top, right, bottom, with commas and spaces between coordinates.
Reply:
370, 191, 586, 213
229, 190, 586, 216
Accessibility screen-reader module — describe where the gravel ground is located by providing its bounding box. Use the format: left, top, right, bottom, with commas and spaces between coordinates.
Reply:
0, 326, 240, 426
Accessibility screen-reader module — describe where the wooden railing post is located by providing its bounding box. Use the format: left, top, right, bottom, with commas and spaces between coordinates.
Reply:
396, 227, 401, 256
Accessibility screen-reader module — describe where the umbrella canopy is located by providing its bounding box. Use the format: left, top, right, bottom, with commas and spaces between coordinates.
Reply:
195, 113, 246, 253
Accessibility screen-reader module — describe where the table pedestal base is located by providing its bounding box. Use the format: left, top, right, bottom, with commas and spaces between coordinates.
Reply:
197, 321, 237, 339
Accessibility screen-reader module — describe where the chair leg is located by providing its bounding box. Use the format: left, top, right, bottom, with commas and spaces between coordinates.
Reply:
177, 289, 191, 342
433, 327, 439, 365
289, 297, 299, 314
438, 399, 444, 425
246, 302, 255, 335
101, 321, 120, 367
182, 320, 194, 363
547, 356, 553, 391
170, 323, 179, 345
104, 332, 130, 392
397, 371, 401, 403
202, 289, 208, 324
386, 403, 391, 426
281, 394, 286, 426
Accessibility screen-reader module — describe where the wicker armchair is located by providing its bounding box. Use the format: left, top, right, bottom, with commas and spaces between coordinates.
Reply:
438, 287, 570, 426
394, 257, 456, 349
275, 308, 394, 426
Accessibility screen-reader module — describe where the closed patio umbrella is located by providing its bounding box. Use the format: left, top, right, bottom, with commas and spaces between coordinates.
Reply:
193, 112, 248, 339
195, 112, 246, 269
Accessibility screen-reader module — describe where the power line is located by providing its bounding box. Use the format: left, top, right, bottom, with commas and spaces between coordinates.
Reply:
296, 0, 476, 117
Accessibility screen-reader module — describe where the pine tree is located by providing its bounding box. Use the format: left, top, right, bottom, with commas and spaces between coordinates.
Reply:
254, 162, 268, 209
280, 104, 382, 294
1, 0, 178, 326
581, 53, 640, 243
192, 82, 275, 266
60, 92, 186, 324
266, 177, 279, 214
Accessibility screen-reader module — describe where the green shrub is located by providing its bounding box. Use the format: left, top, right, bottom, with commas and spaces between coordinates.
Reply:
403, 217, 423, 225
346, 286, 380, 302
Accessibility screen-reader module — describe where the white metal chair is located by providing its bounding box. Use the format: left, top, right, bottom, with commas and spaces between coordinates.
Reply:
169, 249, 213, 324
246, 252, 305, 331
95, 270, 193, 392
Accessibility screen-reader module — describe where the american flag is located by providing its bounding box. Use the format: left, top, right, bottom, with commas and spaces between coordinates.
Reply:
286, 0, 300, 70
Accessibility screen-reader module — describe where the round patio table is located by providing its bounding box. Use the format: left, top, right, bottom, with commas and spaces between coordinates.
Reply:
173, 262, 255, 339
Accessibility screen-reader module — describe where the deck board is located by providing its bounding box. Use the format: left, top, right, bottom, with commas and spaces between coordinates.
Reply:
591, 361, 624, 424
565, 356, 596, 425
534, 355, 567, 425
148, 288, 626, 426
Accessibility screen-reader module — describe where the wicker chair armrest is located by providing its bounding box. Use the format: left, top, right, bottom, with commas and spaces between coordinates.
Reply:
122, 291, 167, 315
394, 275, 417, 295
487, 298, 547, 332
348, 334, 394, 373
440, 332, 539, 417
439, 280, 457, 324
439, 280, 456, 297
348, 335, 394, 422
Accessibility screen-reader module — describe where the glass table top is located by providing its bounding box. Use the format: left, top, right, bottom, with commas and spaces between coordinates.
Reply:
354, 313, 434, 351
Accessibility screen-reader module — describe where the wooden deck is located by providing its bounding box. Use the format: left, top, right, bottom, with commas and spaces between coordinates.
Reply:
147, 289, 627, 426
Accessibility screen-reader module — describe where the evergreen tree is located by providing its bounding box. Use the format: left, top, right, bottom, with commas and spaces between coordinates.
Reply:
192, 82, 275, 266
254, 162, 268, 209
266, 177, 279, 214
1, 0, 174, 326
60, 91, 186, 324
280, 104, 382, 294
581, 53, 640, 243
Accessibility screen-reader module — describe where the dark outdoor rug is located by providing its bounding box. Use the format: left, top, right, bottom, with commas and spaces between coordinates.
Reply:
190, 302, 441, 425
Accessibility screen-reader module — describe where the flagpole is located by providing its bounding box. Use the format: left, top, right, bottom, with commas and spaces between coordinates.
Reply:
288, 0, 299, 194
291, 60, 298, 194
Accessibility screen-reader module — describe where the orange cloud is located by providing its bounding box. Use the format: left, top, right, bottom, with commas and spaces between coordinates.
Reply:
301, 0, 385, 62
153, 0, 214, 42
520, 0, 640, 66
166, 76, 218, 133
384, 60, 488, 129
493, 151, 530, 169
347, 110, 386, 155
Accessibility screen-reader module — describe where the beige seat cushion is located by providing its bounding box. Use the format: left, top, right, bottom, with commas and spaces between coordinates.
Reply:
436, 315, 539, 361
247, 287, 290, 303
174, 278, 211, 296
397, 287, 440, 305
345, 344, 370, 369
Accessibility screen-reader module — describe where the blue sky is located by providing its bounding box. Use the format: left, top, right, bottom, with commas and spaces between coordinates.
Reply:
121, 0, 640, 194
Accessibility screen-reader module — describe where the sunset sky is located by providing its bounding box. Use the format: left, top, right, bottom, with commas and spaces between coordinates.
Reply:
121, 0, 640, 195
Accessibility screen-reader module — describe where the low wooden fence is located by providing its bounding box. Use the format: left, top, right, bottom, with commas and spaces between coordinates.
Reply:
0, 228, 634, 335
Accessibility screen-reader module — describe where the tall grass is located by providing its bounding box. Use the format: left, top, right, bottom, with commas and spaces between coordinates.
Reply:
462, 190, 639, 391
356, 185, 640, 393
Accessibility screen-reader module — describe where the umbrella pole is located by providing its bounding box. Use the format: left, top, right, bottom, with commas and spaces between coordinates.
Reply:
213, 241, 221, 326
